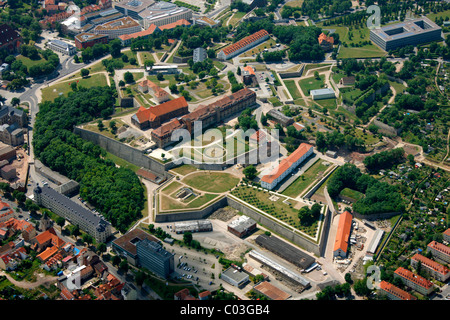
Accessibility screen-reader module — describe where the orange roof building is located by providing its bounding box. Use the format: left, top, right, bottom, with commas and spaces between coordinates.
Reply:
158, 19, 191, 31
333, 211, 353, 258
261, 143, 314, 190
118, 24, 160, 45
137, 79, 169, 104
411, 253, 450, 282
218, 29, 270, 60
394, 267, 434, 295
33, 228, 65, 252
131, 97, 189, 130
427, 240, 450, 264
151, 87, 257, 148
379, 281, 417, 300
444, 228, 450, 243
318, 32, 334, 51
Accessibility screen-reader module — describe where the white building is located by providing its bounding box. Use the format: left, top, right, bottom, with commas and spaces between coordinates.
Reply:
261, 143, 313, 190
310, 88, 335, 100
140, 2, 192, 29
46, 39, 77, 56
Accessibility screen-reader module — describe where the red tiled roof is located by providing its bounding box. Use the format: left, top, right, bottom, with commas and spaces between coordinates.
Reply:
428, 241, 450, 256
443, 228, 450, 237
37, 246, 59, 262
394, 267, 433, 289
243, 66, 255, 75
318, 32, 334, 45
249, 130, 266, 143
411, 253, 449, 275
119, 24, 159, 41
333, 211, 353, 253
134, 97, 188, 124
379, 281, 417, 300
35, 228, 65, 248
261, 143, 313, 184
158, 19, 191, 31
221, 29, 269, 57
151, 118, 185, 138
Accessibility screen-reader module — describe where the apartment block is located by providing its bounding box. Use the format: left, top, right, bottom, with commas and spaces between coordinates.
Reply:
33, 184, 111, 243
394, 267, 434, 296
378, 281, 417, 300
427, 241, 450, 264
411, 253, 450, 282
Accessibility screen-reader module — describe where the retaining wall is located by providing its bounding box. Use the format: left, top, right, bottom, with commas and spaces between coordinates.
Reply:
73, 127, 174, 176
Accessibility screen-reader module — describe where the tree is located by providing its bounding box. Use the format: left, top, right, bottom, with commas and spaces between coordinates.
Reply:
97, 242, 107, 255
109, 39, 122, 58
156, 72, 164, 81
112, 255, 121, 266
124, 71, 134, 84
135, 271, 146, 287
80, 68, 89, 78
243, 165, 257, 180
183, 231, 193, 245
345, 272, 353, 284
82, 233, 94, 245
119, 260, 129, 274
353, 278, 372, 297
71, 225, 80, 238
56, 217, 65, 229
11, 97, 20, 106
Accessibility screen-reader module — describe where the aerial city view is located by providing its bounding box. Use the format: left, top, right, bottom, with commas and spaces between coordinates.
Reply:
0, 0, 448, 310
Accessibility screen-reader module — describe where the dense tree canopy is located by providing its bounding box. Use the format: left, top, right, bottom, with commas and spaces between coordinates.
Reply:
327, 164, 405, 215
33, 87, 145, 233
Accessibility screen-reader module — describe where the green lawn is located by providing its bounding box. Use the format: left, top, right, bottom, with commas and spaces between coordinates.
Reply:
170, 164, 199, 176
282, 159, 330, 198
339, 187, 364, 201
231, 186, 320, 237
426, 9, 450, 21
16, 54, 45, 68
182, 172, 240, 193
284, 79, 302, 100
319, 24, 386, 58
388, 80, 406, 95
315, 98, 337, 110
104, 151, 140, 172
303, 63, 331, 76
41, 73, 108, 101
298, 75, 326, 96
228, 11, 247, 27
160, 190, 220, 211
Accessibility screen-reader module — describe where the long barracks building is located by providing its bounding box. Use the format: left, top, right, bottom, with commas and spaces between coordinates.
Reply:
151, 87, 257, 148
33, 184, 111, 243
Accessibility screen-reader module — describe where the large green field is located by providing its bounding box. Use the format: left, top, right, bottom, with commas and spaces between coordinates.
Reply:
182, 171, 240, 193
16, 54, 45, 68
319, 24, 386, 58
284, 79, 302, 100
159, 180, 221, 211
41, 73, 108, 101
298, 74, 326, 96
282, 159, 331, 198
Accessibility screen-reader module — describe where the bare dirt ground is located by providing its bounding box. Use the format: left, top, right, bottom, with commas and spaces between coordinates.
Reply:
0, 148, 29, 185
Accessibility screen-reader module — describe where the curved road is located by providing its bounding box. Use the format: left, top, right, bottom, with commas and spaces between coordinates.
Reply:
0, 271, 58, 289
